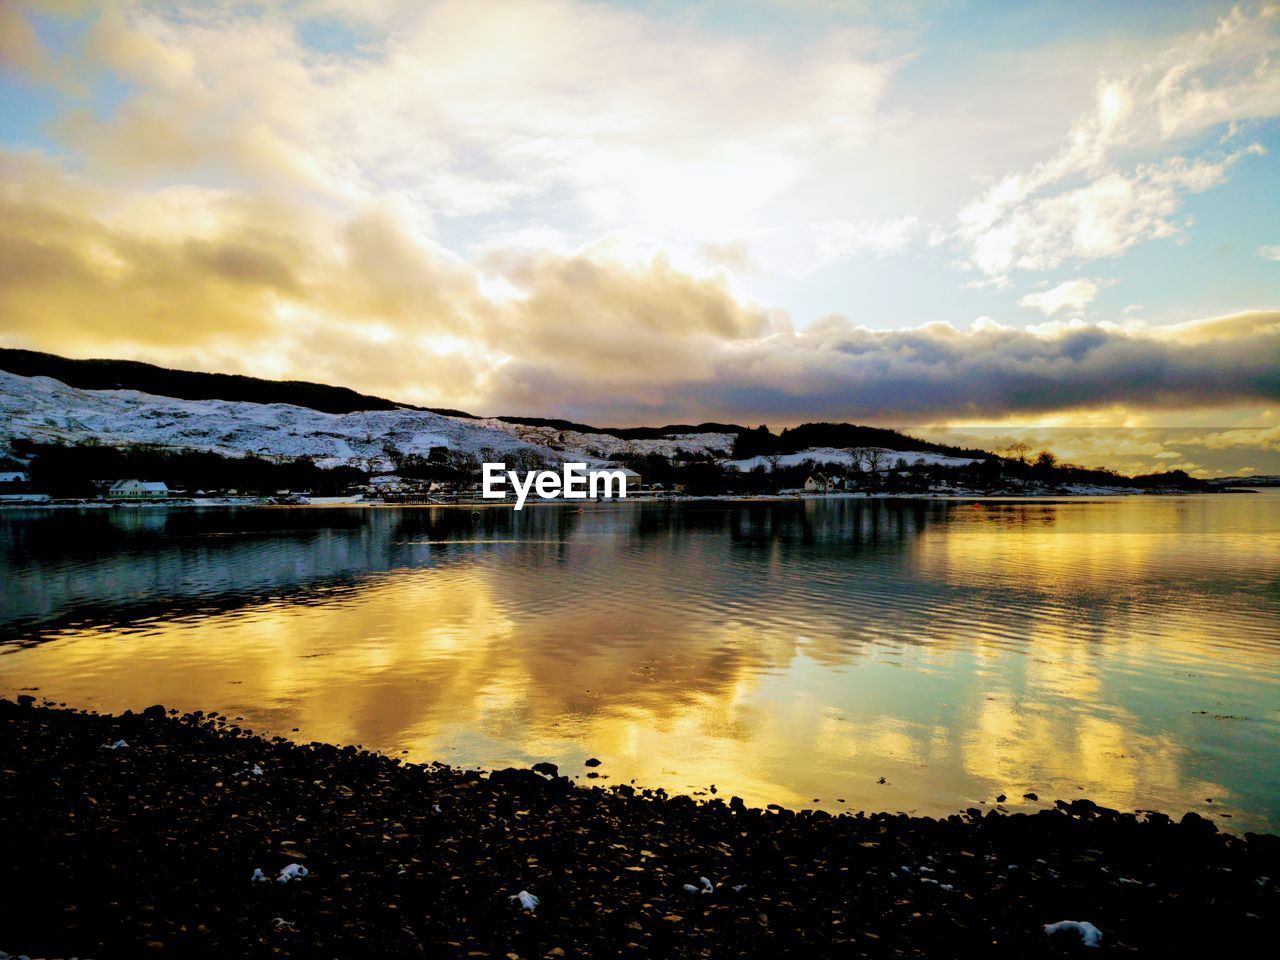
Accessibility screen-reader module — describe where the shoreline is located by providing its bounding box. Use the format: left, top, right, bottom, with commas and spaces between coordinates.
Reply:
0, 486, 1258, 511
2, 699, 1277, 958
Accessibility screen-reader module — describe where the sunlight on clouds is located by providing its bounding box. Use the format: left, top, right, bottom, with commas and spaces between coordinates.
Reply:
1018, 278, 1104, 317
1, 136, 1277, 443
955, 4, 1279, 282
0, 0, 1276, 469
959, 148, 1260, 278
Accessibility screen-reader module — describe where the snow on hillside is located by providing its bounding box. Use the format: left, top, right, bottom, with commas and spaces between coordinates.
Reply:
725, 447, 982, 471
0, 370, 555, 468
472, 418, 737, 460
0, 369, 987, 473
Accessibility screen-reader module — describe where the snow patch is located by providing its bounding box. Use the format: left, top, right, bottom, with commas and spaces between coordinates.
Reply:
726, 447, 981, 471
0, 371, 559, 468
1044, 920, 1103, 947
510, 890, 540, 912
277, 864, 309, 884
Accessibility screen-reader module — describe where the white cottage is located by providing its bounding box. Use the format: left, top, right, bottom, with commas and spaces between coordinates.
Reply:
803, 473, 831, 493
108, 479, 170, 499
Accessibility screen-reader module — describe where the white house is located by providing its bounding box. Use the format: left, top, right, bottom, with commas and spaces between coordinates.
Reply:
617, 467, 642, 491
803, 473, 830, 493
108, 479, 170, 499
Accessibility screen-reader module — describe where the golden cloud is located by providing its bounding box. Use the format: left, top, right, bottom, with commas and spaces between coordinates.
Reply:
2, 145, 1279, 431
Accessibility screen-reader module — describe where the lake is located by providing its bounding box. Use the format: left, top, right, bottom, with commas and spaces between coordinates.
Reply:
2, 493, 1278, 830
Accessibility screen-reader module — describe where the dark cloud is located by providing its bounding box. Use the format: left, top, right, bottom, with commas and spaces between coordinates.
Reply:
486, 312, 1280, 426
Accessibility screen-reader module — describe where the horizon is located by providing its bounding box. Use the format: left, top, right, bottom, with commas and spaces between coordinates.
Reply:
1, 1, 1278, 477
4, 343, 1278, 479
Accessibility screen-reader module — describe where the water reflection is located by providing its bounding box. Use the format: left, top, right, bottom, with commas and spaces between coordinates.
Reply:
1, 495, 1277, 829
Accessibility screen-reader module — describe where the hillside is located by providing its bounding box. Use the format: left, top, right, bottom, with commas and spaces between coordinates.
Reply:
0, 349, 740, 438
0, 366, 1222, 495
0, 350, 982, 467
1207, 475, 1280, 487
0, 370, 545, 471
0, 348, 423, 416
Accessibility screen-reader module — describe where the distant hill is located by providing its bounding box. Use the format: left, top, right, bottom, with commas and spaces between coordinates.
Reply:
1207, 475, 1280, 487
491, 415, 748, 440
766, 423, 990, 461
0, 349, 737, 437
0, 348, 983, 461
0, 348, 421, 416
0, 353, 1222, 491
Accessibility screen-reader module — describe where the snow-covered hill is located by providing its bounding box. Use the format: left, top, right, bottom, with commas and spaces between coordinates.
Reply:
0, 369, 749, 468
0, 368, 986, 473
0, 370, 555, 469
471, 418, 737, 461
725, 447, 981, 471
1207, 474, 1280, 486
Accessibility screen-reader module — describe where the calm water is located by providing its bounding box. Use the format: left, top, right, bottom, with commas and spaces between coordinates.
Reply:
2, 494, 1278, 830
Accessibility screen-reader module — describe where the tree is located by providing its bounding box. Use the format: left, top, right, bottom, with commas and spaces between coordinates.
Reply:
1004, 441, 1031, 464
731, 425, 777, 460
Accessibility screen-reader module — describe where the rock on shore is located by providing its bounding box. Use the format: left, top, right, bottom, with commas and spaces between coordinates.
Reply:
1, 698, 1277, 958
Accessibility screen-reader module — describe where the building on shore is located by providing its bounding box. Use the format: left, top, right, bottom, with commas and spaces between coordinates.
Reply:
107, 479, 171, 499
804, 473, 830, 493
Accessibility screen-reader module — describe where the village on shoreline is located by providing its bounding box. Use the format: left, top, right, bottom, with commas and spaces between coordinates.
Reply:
1, 445, 1259, 510
0, 488, 1249, 512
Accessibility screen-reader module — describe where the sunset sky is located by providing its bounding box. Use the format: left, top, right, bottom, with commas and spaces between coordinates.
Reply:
1, 1, 1278, 475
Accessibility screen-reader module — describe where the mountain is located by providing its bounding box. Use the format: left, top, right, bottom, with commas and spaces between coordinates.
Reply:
0, 349, 739, 439
0, 348, 424, 416
0, 368, 547, 470
0, 350, 986, 469
1207, 475, 1280, 487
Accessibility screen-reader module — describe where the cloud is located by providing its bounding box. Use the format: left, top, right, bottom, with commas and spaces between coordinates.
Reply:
28, 0, 899, 236
0, 1, 82, 92
1259, 244, 1280, 262
1175, 426, 1280, 452
959, 140, 1260, 279
630, 310, 1280, 427
1152, 4, 1280, 140
912, 422, 1280, 479
0, 0, 1277, 454
3, 143, 1277, 429
1018, 278, 1104, 317
810, 217, 925, 267
955, 4, 1278, 280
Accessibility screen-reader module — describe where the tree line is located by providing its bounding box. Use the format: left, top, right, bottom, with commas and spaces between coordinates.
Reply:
7, 436, 1210, 500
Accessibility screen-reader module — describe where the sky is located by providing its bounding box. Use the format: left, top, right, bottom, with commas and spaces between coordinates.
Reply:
0, 0, 1278, 476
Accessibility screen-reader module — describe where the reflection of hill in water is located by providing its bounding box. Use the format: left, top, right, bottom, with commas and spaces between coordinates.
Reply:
0, 502, 938, 645
2, 497, 1278, 831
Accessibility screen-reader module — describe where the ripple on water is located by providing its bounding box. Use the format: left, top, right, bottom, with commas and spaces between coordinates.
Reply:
0, 495, 1278, 829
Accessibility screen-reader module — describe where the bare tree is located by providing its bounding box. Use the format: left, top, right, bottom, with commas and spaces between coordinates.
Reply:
850, 447, 884, 492
507, 447, 553, 474
1004, 441, 1031, 464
